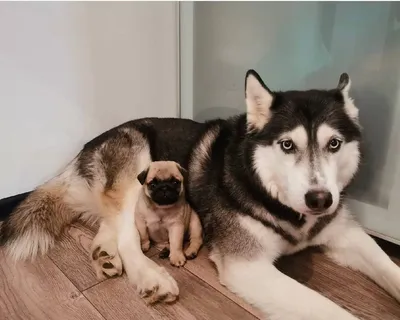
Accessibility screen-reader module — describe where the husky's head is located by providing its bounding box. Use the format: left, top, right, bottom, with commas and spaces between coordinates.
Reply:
246, 70, 361, 216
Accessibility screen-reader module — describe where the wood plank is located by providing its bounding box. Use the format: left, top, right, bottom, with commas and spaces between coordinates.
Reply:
183, 248, 263, 319
0, 248, 105, 320
277, 248, 400, 320
47, 223, 100, 291
84, 256, 257, 320
185, 244, 400, 320
48, 222, 160, 291
159, 258, 257, 320
46, 223, 400, 320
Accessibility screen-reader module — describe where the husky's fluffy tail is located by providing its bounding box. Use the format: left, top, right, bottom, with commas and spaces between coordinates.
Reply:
0, 160, 94, 261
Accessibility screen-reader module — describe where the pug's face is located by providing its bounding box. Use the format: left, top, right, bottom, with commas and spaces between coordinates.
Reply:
137, 161, 187, 206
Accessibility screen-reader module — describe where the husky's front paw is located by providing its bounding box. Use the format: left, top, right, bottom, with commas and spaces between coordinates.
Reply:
91, 246, 123, 280
136, 260, 179, 304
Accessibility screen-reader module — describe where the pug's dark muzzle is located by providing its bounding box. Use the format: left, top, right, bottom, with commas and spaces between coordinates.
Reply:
150, 185, 180, 206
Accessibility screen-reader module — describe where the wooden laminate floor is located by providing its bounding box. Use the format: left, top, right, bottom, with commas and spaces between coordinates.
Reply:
1, 222, 400, 320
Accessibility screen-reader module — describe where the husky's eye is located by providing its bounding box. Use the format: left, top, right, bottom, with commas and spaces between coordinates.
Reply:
280, 140, 295, 152
328, 138, 342, 152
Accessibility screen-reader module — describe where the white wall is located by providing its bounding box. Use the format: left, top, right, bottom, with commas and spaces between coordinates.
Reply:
0, 2, 179, 198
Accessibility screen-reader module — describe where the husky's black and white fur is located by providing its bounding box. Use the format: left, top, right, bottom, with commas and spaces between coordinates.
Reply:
1, 70, 400, 319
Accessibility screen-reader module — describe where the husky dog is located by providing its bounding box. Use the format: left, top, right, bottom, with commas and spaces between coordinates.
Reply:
135, 161, 203, 267
1, 69, 400, 318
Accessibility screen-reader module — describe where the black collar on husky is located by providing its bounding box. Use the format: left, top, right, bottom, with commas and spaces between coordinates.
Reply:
242, 170, 307, 228
244, 155, 307, 227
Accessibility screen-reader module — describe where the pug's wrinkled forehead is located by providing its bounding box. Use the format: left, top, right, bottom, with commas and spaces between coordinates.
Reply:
146, 161, 185, 183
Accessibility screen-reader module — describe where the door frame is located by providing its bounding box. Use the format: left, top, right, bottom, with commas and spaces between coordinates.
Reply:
178, 2, 194, 120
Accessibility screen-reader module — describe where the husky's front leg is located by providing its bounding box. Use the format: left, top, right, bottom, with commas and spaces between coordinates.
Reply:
323, 220, 400, 302
117, 186, 179, 304
220, 257, 358, 320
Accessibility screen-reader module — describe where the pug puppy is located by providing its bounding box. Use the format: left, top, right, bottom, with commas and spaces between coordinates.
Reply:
135, 161, 203, 267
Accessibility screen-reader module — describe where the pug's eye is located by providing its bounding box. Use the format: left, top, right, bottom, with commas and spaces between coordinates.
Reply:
149, 180, 157, 189
172, 180, 180, 186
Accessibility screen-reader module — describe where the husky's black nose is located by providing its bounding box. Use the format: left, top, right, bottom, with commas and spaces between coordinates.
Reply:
305, 190, 333, 211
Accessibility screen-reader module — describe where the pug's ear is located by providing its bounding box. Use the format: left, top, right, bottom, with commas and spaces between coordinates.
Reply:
176, 163, 188, 182
137, 168, 149, 185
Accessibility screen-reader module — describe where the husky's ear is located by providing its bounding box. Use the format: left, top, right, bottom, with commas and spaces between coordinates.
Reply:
337, 73, 351, 94
137, 168, 149, 185
176, 163, 188, 182
337, 73, 358, 119
245, 69, 274, 131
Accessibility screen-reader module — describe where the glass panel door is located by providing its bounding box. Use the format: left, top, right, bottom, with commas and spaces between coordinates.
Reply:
180, 2, 400, 243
